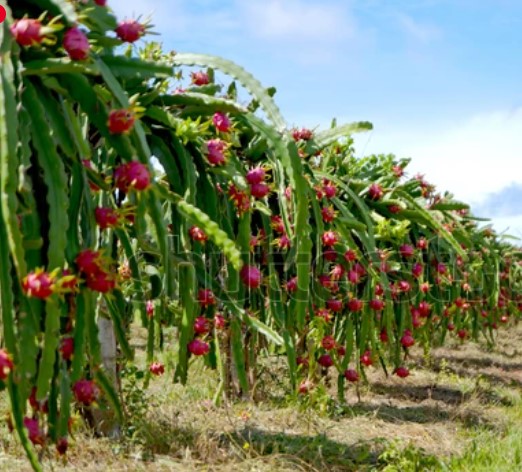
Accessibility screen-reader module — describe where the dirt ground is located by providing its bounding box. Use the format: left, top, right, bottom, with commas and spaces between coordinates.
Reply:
1, 322, 521, 471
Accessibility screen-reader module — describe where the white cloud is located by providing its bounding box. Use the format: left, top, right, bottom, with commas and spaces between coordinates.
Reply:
108, 0, 159, 18
396, 13, 442, 43
473, 183, 522, 217
108, 0, 360, 65
486, 215, 522, 239
108, 0, 356, 45
276, 107, 522, 239
236, 0, 355, 44
355, 108, 522, 204
348, 108, 522, 235
107, 0, 185, 31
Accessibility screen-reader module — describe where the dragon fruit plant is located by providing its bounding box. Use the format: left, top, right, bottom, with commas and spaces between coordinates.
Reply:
0, 1, 521, 470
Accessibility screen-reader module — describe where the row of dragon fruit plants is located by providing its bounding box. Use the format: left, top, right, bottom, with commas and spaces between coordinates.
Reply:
1, 1, 521, 469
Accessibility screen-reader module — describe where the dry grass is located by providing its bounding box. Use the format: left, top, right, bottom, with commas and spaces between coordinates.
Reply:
1, 323, 522, 471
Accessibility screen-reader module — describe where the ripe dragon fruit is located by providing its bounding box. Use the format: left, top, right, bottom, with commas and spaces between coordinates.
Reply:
10, 19, 43, 46
108, 109, 135, 134
0, 349, 14, 380
191, 71, 210, 86
240, 265, 262, 289
212, 112, 231, 132
197, 289, 216, 308
149, 362, 165, 376
344, 368, 359, 383
394, 366, 410, 378
95, 207, 119, 229
321, 335, 336, 351
115, 19, 145, 43
246, 167, 266, 185
63, 27, 90, 60
206, 139, 226, 165
22, 270, 55, 299
188, 339, 210, 356
59, 337, 74, 361
73, 379, 99, 406
114, 161, 150, 191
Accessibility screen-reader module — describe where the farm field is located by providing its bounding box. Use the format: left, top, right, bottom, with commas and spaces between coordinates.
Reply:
1, 2, 522, 471
2, 321, 521, 471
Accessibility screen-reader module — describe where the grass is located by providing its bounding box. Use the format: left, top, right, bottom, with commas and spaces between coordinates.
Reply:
1, 323, 521, 471
448, 406, 522, 472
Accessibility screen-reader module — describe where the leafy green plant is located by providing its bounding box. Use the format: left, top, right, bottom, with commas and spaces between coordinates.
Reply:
377, 441, 444, 471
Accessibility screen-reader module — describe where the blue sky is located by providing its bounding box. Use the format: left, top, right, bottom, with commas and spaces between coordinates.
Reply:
110, 0, 522, 237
